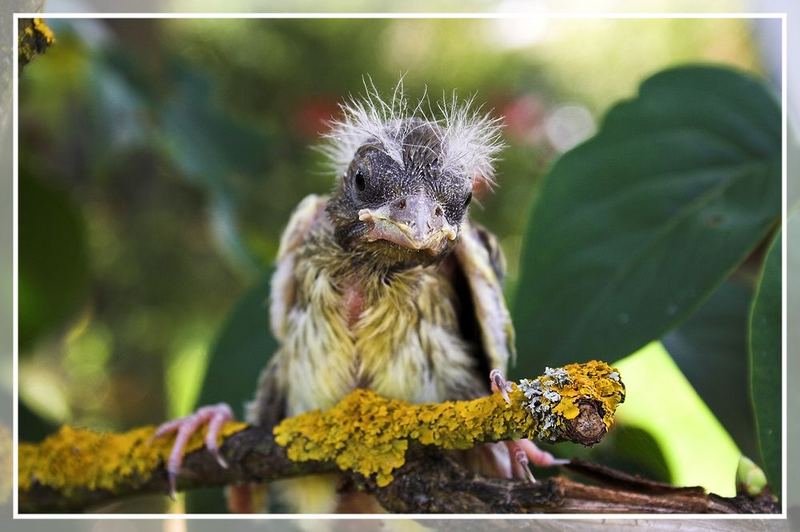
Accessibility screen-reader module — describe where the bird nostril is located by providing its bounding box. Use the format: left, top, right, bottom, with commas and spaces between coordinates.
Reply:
434, 206, 443, 217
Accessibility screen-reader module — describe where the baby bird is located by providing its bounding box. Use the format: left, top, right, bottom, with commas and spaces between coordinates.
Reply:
154, 81, 564, 513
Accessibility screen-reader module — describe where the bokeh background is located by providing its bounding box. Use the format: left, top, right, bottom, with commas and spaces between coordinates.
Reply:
15, 15, 782, 513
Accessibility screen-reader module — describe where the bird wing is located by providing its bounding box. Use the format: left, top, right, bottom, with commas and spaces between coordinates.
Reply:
248, 194, 328, 428
450, 220, 516, 384
269, 193, 329, 341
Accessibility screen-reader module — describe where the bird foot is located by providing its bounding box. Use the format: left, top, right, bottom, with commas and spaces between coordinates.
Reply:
151, 403, 234, 498
488, 369, 570, 481
505, 439, 570, 482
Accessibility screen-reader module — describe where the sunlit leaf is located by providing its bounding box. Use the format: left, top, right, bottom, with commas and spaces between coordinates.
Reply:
749, 227, 781, 498
662, 279, 757, 458
513, 65, 781, 373
736, 455, 768, 497
614, 342, 740, 495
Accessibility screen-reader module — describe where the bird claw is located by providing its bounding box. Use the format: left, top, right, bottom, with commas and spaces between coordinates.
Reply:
508, 441, 537, 483
489, 368, 513, 405
210, 448, 229, 469
151, 403, 234, 498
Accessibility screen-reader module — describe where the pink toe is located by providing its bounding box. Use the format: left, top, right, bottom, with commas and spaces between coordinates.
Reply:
506, 441, 536, 482
152, 418, 184, 439
205, 408, 233, 468
518, 438, 568, 468
152, 403, 236, 497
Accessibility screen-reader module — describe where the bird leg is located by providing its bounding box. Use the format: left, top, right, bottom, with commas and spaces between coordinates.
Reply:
151, 403, 234, 498
489, 369, 570, 482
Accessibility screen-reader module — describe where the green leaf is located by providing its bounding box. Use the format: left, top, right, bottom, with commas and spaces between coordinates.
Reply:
736, 455, 768, 497
662, 279, 757, 458
513, 65, 781, 373
186, 270, 277, 513
749, 228, 781, 499
19, 172, 90, 350
614, 342, 741, 495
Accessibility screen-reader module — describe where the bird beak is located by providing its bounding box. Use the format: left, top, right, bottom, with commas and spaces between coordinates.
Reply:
358, 192, 458, 253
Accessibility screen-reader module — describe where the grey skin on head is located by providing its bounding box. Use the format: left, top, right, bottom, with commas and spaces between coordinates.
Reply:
327, 121, 472, 269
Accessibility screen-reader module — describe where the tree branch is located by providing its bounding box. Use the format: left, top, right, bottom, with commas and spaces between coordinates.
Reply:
19, 426, 777, 514
18, 361, 777, 514
18, 18, 54, 72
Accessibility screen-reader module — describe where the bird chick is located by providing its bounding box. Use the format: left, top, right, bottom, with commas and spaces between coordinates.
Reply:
154, 81, 565, 513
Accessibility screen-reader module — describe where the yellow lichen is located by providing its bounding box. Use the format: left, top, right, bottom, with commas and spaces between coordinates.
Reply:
32, 18, 55, 44
19, 18, 55, 67
18, 362, 623, 495
274, 361, 624, 486
19, 421, 246, 495
518, 360, 625, 441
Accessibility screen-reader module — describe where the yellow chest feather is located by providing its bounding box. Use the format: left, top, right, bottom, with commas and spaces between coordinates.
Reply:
281, 244, 479, 415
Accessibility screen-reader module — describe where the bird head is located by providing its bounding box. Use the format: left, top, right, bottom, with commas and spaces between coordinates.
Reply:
323, 81, 504, 268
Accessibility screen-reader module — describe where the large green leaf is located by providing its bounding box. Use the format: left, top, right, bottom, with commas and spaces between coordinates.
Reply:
749, 228, 781, 499
662, 279, 757, 458
19, 171, 90, 351
513, 65, 781, 373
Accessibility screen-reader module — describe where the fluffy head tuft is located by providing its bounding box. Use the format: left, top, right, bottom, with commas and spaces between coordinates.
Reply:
320, 78, 505, 187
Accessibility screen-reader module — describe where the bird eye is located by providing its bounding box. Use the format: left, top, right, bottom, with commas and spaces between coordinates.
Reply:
354, 169, 366, 192
464, 191, 472, 207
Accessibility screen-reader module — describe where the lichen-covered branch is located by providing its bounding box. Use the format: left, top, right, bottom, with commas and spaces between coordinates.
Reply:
18, 18, 54, 72
18, 360, 775, 514
274, 361, 624, 486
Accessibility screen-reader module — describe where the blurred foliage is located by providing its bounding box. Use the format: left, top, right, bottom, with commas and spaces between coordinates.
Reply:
19, 170, 89, 350
17, 400, 57, 444
749, 228, 782, 499
17, 17, 782, 509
